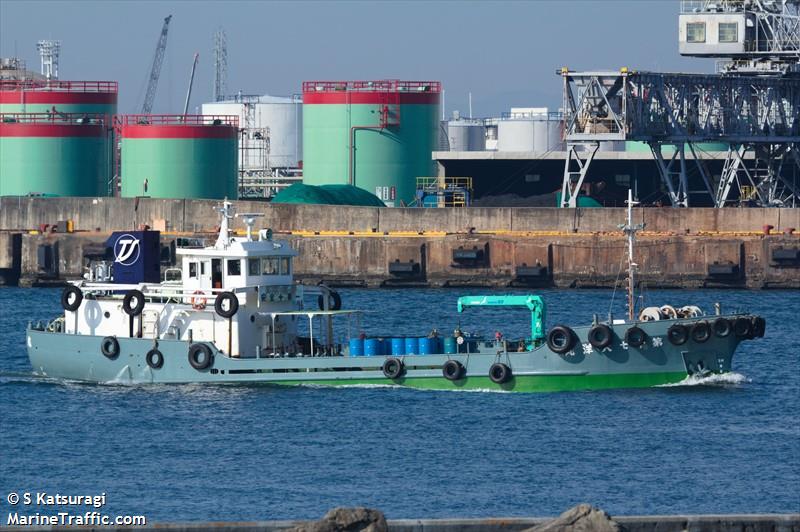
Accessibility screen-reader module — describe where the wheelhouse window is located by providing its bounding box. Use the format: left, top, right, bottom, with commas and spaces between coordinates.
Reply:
687, 22, 706, 43
262, 258, 280, 275
719, 22, 737, 43
189, 262, 198, 278
248, 258, 260, 276
280, 257, 291, 275
227, 259, 241, 276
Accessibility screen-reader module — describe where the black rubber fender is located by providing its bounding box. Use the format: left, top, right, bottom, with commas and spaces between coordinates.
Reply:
442, 359, 465, 381
317, 291, 342, 311
667, 324, 688, 346
146, 348, 164, 369
489, 362, 512, 384
188, 343, 213, 370
588, 324, 613, 349
122, 289, 146, 316
61, 285, 83, 312
100, 336, 120, 359
712, 318, 732, 338
751, 316, 766, 338
547, 325, 576, 354
625, 326, 647, 348
382, 357, 404, 380
214, 291, 239, 319
691, 321, 711, 343
733, 317, 752, 338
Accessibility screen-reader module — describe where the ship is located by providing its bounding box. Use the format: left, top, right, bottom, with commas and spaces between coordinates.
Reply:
26, 194, 765, 391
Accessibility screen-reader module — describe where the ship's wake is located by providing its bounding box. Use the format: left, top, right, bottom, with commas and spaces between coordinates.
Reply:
657, 372, 750, 388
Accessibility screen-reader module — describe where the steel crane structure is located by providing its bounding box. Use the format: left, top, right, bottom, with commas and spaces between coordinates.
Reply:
213, 28, 227, 102
141, 15, 172, 115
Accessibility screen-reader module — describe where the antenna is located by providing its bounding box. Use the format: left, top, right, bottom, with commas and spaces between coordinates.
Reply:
213, 28, 227, 102
619, 189, 645, 321
36, 40, 61, 80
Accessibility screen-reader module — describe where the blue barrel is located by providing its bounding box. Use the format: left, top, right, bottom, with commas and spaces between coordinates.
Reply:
405, 337, 419, 355
443, 336, 457, 355
364, 338, 380, 356
391, 338, 406, 356
378, 338, 389, 356
418, 337, 434, 355
349, 338, 364, 356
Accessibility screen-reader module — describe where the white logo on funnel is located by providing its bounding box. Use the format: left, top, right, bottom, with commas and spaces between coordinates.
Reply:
114, 234, 141, 266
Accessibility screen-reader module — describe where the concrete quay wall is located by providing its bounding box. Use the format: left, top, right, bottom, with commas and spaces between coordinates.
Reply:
2, 197, 800, 234
3, 514, 797, 532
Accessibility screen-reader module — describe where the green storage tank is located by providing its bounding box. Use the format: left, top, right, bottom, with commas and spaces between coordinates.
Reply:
302, 80, 441, 206
0, 113, 111, 197
0, 80, 118, 118
119, 115, 238, 199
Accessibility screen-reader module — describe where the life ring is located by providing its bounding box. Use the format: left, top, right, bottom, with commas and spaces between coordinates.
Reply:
667, 323, 688, 346
100, 336, 120, 359
382, 357, 404, 379
691, 321, 711, 343
713, 318, 732, 338
733, 317, 752, 338
489, 362, 512, 384
188, 343, 213, 370
317, 291, 342, 311
190, 290, 207, 311
122, 289, 146, 316
751, 316, 766, 338
547, 325, 576, 354
625, 326, 646, 348
146, 348, 164, 369
214, 292, 239, 318
588, 324, 613, 349
442, 359, 465, 381
61, 285, 83, 312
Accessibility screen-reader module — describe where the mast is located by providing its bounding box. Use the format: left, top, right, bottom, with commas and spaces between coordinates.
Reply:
621, 189, 643, 321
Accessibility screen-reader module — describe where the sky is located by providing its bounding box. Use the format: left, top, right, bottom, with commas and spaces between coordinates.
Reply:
0, 0, 716, 117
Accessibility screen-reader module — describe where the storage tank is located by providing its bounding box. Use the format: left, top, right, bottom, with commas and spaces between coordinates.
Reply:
497, 119, 535, 151
447, 119, 485, 151
118, 115, 238, 199
302, 80, 441, 206
533, 117, 565, 152
0, 113, 110, 196
0, 80, 117, 117
202, 94, 302, 169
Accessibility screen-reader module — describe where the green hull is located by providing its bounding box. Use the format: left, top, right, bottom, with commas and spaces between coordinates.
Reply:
273, 371, 688, 392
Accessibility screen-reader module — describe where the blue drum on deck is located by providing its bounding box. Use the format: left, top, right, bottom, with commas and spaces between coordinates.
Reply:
364, 338, 380, 356
418, 337, 436, 355
391, 338, 405, 356
443, 336, 457, 355
349, 338, 364, 356
405, 337, 419, 355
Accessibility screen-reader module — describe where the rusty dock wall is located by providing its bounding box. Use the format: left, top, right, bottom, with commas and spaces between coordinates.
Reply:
1, 197, 798, 288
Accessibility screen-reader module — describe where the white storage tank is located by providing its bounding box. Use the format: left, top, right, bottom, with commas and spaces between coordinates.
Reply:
497, 119, 535, 151
202, 94, 303, 169
533, 118, 565, 152
447, 119, 485, 151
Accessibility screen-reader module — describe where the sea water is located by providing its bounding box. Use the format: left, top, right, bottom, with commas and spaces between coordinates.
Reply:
1, 287, 798, 521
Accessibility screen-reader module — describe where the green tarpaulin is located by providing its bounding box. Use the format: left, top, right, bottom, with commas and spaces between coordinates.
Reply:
272, 184, 385, 207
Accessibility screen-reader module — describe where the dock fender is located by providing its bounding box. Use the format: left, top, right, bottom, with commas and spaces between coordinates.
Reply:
122, 290, 146, 316
751, 316, 766, 338
489, 363, 512, 384
547, 325, 576, 354
382, 357, 404, 380
100, 336, 120, 359
442, 359, 465, 381
625, 326, 647, 348
712, 318, 732, 338
588, 324, 613, 349
214, 292, 239, 319
733, 317, 752, 338
317, 291, 342, 311
188, 343, 213, 370
146, 348, 164, 369
667, 324, 688, 346
61, 285, 83, 312
690, 321, 711, 343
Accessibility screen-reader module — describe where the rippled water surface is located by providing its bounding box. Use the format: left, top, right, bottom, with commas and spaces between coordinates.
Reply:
1, 287, 798, 521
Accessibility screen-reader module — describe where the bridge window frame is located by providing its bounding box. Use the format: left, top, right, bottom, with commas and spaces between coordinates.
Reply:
686, 22, 706, 43
718, 22, 738, 43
